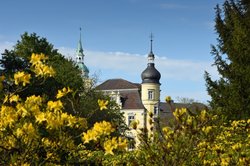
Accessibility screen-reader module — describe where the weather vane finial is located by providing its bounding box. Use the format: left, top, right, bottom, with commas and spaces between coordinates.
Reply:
79, 27, 82, 42
150, 33, 154, 53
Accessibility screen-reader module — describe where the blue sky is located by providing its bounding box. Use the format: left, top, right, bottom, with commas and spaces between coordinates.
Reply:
0, 0, 224, 103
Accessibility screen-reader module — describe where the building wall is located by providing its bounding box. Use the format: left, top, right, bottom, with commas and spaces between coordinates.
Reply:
141, 83, 160, 134
141, 83, 160, 103
121, 109, 145, 129
121, 108, 145, 148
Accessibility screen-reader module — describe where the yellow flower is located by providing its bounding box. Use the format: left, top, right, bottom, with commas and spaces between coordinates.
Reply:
221, 157, 230, 166
98, 99, 109, 110
47, 100, 63, 111
33, 63, 55, 77
25, 95, 43, 106
232, 143, 242, 151
104, 137, 118, 155
173, 108, 187, 119
162, 126, 174, 138
186, 116, 193, 125
117, 137, 127, 150
56, 87, 72, 99
30, 53, 47, 66
202, 126, 212, 135
42, 65, 55, 77
200, 110, 207, 122
14, 71, 31, 86
16, 128, 24, 138
165, 96, 172, 103
82, 130, 98, 143
1, 105, 17, 127
35, 112, 47, 124
9, 95, 20, 103
93, 121, 115, 135
239, 157, 246, 165
82, 121, 114, 143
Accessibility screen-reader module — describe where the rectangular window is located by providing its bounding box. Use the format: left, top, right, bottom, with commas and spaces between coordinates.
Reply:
154, 106, 158, 115
148, 90, 154, 100
128, 115, 135, 126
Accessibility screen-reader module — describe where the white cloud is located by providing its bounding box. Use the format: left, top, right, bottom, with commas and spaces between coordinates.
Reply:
0, 41, 14, 55
0, 43, 218, 102
58, 46, 218, 102
58, 46, 218, 81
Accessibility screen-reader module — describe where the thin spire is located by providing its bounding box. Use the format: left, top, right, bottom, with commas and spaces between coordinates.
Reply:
77, 27, 83, 53
150, 33, 153, 53
80, 27, 82, 43
147, 33, 155, 64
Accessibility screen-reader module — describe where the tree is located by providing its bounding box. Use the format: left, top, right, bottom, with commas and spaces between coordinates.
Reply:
205, 0, 250, 120
0, 56, 127, 164
0, 32, 84, 99
176, 96, 195, 104
0, 32, 127, 135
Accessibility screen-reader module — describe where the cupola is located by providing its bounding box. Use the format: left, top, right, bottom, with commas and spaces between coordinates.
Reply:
141, 34, 161, 84
76, 28, 89, 78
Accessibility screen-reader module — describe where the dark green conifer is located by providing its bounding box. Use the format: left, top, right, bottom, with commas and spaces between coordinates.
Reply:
205, 0, 250, 120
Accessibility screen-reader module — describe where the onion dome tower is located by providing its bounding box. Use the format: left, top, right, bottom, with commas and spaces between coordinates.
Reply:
141, 36, 161, 84
76, 28, 89, 78
141, 34, 161, 134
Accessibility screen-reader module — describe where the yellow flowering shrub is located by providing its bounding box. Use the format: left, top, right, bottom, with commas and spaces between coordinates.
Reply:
0, 53, 127, 165
113, 99, 250, 166
5, 53, 250, 165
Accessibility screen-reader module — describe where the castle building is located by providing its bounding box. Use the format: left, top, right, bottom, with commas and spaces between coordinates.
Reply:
76, 32, 207, 147
97, 35, 161, 147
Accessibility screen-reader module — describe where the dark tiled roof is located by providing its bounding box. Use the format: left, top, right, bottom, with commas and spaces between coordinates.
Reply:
160, 102, 208, 113
159, 102, 209, 126
96, 79, 144, 109
96, 78, 140, 90
120, 91, 145, 109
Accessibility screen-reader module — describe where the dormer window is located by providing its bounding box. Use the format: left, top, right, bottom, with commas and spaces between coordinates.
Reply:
128, 114, 135, 126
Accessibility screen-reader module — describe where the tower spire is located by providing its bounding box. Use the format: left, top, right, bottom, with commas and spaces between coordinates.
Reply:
77, 27, 83, 54
150, 33, 153, 53
147, 33, 155, 63
76, 28, 89, 78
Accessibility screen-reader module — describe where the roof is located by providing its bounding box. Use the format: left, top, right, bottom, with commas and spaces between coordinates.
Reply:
120, 90, 145, 109
160, 102, 208, 113
96, 78, 144, 109
141, 63, 161, 84
159, 102, 209, 126
96, 78, 140, 90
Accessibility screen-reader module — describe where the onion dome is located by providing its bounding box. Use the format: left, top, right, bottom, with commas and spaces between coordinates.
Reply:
141, 61, 161, 84
141, 34, 161, 84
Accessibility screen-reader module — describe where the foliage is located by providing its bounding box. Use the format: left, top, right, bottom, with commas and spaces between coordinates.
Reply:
0, 32, 127, 134
0, 54, 127, 165
1, 54, 250, 165
205, 0, 250, 120
0, 32, 83, 100
176, 96, 196, 104
107, 102, 250, 165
